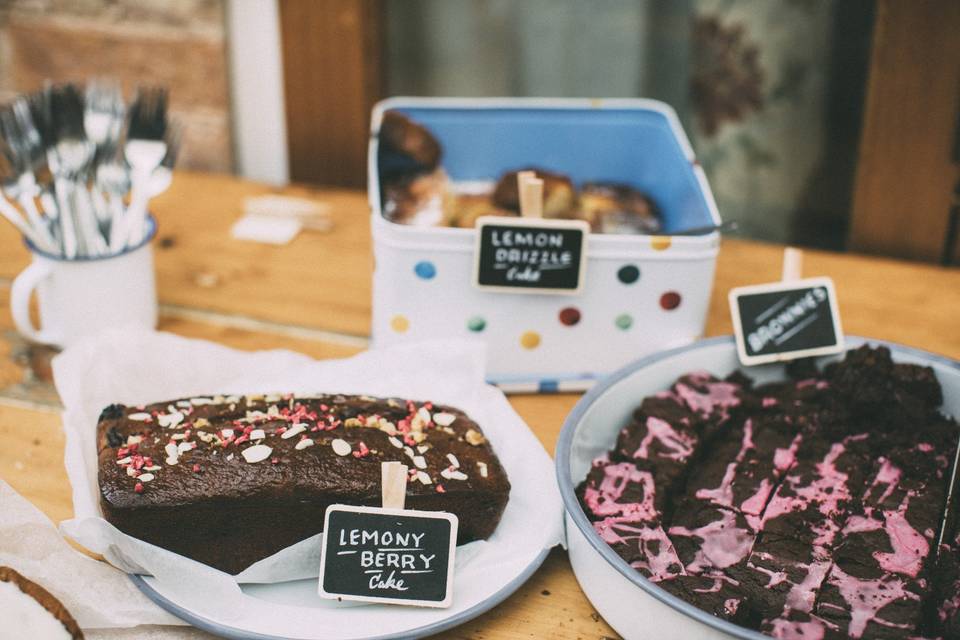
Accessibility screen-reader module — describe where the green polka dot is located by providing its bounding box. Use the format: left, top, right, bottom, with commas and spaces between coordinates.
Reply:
615, 314, 633, 330
467, 316, 486, 332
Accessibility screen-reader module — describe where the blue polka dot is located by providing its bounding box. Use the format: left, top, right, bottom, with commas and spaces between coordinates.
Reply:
414, 261, 436, 280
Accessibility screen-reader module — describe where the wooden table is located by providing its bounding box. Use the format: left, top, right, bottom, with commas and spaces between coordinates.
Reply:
0, 172, 958, 639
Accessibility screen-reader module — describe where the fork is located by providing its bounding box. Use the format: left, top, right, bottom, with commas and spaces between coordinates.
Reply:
124, 87, 168, 247
85, 78, 125, 231
0, 100, 58, 251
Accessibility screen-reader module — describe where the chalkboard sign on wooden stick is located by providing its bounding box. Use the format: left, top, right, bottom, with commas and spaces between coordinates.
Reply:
728, 248, 845, 366
318, 461, 459, 607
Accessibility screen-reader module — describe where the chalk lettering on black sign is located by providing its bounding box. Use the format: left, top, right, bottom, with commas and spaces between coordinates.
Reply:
729, 277, 844, 366
474, 217, 589, 294
318, 505, 458, 608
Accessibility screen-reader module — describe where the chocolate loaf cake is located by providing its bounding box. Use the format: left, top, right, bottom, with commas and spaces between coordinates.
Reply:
578, 345, 960, 639
98, 393, 510, 574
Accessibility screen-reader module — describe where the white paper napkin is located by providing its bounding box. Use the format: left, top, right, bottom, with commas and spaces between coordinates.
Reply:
0, 478, 183, 629
54, 329, 564, 629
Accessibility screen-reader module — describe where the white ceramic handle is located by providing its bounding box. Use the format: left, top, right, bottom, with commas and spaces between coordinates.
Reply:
11, 260, 57, 345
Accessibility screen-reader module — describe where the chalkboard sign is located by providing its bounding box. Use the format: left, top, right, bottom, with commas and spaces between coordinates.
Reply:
473, 216, 589, 294
729, 277, 844, 366
318, 505, 458, 607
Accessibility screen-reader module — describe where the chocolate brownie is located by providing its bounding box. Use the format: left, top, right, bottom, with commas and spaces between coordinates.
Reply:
98, 394, 510, 574
577, 345, 960, 639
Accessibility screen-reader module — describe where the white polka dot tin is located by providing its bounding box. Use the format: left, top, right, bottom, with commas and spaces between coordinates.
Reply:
369, 98, 722, 392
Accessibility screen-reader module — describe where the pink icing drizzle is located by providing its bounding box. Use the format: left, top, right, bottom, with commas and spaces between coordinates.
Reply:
696, 419, 755, 507
823, 564, 919, 638
767, 617, 827, 640
594, 517, 684, 582
583, 462, 658, 521
674, 380, 741, 417
762, 397, 779, 407
669, 508, 755, 572
633, 416, 696, 462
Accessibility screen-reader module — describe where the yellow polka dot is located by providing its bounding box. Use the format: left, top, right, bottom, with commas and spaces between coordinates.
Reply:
390, 314, 410, 333
650, 235, 672, 251
520, 331, 541, 349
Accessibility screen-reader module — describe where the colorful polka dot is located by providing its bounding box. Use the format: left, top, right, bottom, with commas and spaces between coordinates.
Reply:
617, 265, 640, 284
558, 307, 581, 326
390, 314, 410, 333
467, 316, 486, 332
660, 291, 682, 310
650, 236, 672, 251
615, 314, 633, 330
413, 261, 436, 280
520, 331, 541, 349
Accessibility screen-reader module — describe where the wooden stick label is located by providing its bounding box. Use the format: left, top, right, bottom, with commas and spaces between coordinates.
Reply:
318, 505, 458, 607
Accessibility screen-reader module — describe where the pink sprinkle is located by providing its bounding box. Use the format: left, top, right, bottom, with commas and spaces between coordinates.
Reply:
436, 484, 446, 493
192, 464, 201, 473
134, 482, 144, 493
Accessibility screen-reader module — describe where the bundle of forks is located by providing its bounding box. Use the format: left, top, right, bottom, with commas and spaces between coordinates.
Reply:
0, 80, 178, 259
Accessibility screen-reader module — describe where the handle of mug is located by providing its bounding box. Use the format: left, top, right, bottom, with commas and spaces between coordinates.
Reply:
11, 260, 57, 345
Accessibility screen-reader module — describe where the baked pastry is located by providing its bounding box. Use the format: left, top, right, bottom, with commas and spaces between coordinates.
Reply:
382, 167, 456, 226
491, 168, 577, 218
578, 345, 960, 639
0, 566, 83, 639
450, 193, 516, 228
377, 110, 442, 182
98, 394, 510, 574
578, 182, 661, 234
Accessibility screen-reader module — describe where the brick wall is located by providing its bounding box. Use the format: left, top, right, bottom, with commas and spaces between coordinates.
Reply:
0, 0, 233, 173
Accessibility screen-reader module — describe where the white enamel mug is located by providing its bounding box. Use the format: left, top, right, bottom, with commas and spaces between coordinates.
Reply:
11, 216, 158, 348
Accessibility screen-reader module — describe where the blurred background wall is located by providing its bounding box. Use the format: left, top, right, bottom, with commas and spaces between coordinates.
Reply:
0, 0, 956, 264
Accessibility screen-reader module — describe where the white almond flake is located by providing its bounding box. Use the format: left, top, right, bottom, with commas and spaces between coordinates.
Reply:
380, 420, 398, 435
144, 465, 162, 472
411, 432, 426, 444
116, 456, 132, 465
433, 412, 456, 427
295, 438, 315, 450
128, 412, 151, 421
177, 442, 195, 454
126, 435, 143, 446
158, 412, 185, 429
170, 433, 186, 441
165, 456, 179, 466
418, 445, 430, 454
267, 405, 280, 418
417, 471, 432, 485
388, 436, 403, 449
403, 446, 415, 458
282, 424, 307, 439
249, 429, 266, 441
221, 429, 235, 438
477, 461, 488, 478
191, 397, 214, 406
440, 469, 468, 481
177, 400, 192, 408
412, 455, 427, 470
138, 473, 155, 483
164, 443, 179, 459
446, 453, 460, 468
226, 453, 235, 461
197, 432, 215, 443
331, 439, 352, 457
167, 404, 176, 414
241, 444, 273, 463
417, 407, 432, 425
126, 467, 138, 477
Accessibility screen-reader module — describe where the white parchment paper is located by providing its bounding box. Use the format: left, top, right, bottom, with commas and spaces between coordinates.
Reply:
54, 329, 564, 631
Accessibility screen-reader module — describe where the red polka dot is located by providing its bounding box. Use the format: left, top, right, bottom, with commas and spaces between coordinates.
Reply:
660, 291, 682, 310
559, 307, 581, 326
